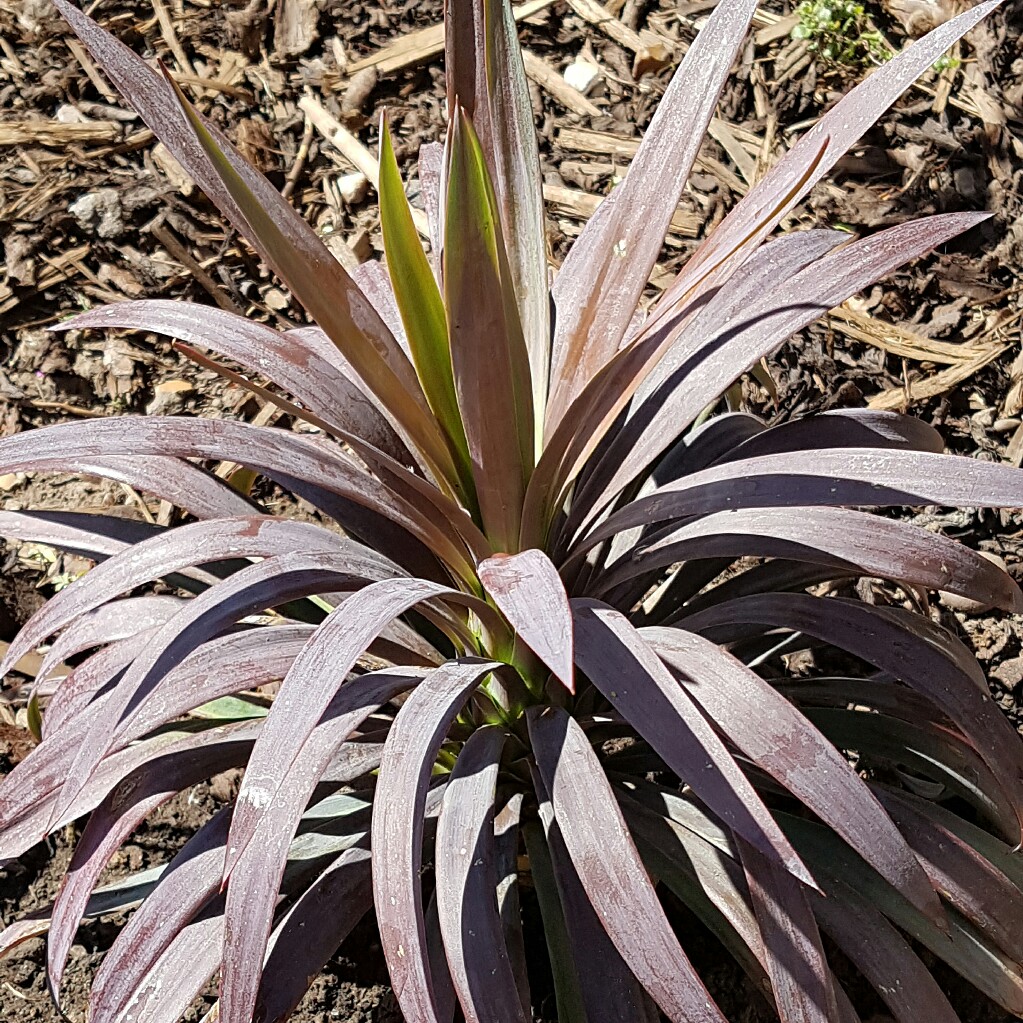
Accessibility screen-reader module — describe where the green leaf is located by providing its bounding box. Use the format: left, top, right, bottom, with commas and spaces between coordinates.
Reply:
379, 120, 474, 501
443, 108, 535, 551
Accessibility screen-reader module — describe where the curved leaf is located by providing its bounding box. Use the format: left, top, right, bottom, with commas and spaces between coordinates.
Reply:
644, 626, 944, 928
372, 659, 502, 1023
54, 301, 409, 463
528, 704, 727, 1023
571, 600, 815, 888
435, 725, 527, 1023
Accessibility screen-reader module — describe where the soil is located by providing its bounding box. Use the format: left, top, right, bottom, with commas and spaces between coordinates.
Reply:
1, 0, 1022, 1019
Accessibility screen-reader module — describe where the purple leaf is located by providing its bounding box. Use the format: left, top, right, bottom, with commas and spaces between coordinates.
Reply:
479, 549, 574, 692
52, 0, 465, 489
571, 600, 815, 887
684, 592, 1023, 842
871, 785, 1023, 957
644, 625, 942, 919
576, 444, 1023, 561
546, 0, 761, 430
435, 725, 527, 1023
527, 704, 728, 1022
529, 772, 661, 1023
372, 659, 503, 1023
809, 877, 962, 1023
256, 845, 374, 1023
89, 806, 232, 1020
583, 212, 992, 519
48, 553, 407, 832
224, 579, 504, 883
737, 837, 838, 1023
592, 505, 1022, 614
220, 669, 421, 1023
0, 416, 484, 580
56, 301, 410, 463
47, 721, 259, 1001
0, 515, 368, 687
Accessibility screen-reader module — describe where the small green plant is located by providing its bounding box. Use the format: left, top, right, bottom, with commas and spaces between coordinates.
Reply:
792, 0, 893, 67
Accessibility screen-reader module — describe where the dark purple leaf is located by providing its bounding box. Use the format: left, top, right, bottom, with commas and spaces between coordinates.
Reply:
48, 553, 409, 832
870, 786, 1023, 957
528, 771, 661, 1023
644, 625, 943, 928
225, 579, 504, 882
577, 444, 1023, 561
0, 515, 369, 689
571, 600, 815, 887
809, 877, 962, 1023
527, 704, 728, 1022
434, 725, 527, 1023
52, 0, 466, 489
546, 0, 761, 429
372, 659, 502, 1023
737, 837, 838, 1023
0, 863, 164, 960
47, 721, 259, 1000
89, 807, 232, 1020
582, 212, 992, 520
35, 595, 182, 693
0, 416, 483, 580
255, 845, 374, 1023
683, 592, 1023, 841
592, 505, 1021, 614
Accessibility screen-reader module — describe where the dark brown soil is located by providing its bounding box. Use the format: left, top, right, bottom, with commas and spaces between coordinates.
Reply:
1, 0, 1022, 1019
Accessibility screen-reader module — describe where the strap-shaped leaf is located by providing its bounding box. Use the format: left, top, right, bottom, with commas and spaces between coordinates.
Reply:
380, 118, 471, 488
736, 837, 838, 1023
0, 863, 164, 961
808, 877, 961, 1023
47, 721, 260, 1001
577, 443, 1023, 561
528, 704, 728, 1022
54, 301, 409, 463
520, 138, 828, 550
493, 795, 530, 1019
684, 592, 1023, 842
53, 0, 464, 493
783, 813, 1023, 1017
0, 417, 481, 582
571, 600, 815, 888
435, 725, 527, 1023
479, 549, 574, 692
444, 107, 534, 551
445, 0, 549, 436
592, 505, 1022, 613
582, 211, 991, 522
650, 0, 1001, 323
0, 515, 344, 683
89, 807, 232, 1019
372, 659, 502, 1023
113, 896, 226, 1023
528, 770, 661, 1023
47, 554, 406, 832
871, 786, 1023, 958
255, 845, 374, 1023
546, 0, 761, 430
219, 669, 420, 1023
644, 626, 943, 921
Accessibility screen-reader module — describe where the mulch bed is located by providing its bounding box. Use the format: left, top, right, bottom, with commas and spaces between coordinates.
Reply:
1, 0, 1022, 1019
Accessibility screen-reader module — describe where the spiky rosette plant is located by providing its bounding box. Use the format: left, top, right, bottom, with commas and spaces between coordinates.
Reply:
2, 0, 1023, 1020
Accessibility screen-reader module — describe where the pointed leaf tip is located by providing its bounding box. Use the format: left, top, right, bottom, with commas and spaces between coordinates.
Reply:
480, 549, 574, 692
